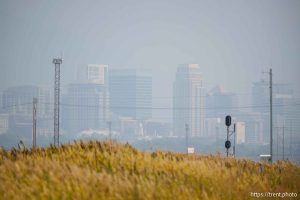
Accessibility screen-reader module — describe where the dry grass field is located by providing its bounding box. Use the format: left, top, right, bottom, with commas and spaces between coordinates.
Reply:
0, 141, 299, 199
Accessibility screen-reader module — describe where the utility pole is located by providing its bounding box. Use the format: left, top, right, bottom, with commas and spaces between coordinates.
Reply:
290, 120, 292, 160
185, 124, 189, 153
276, 127, 279, 161
108, 121, 112, 141
283, 122, 285, 160
269, 68, 273, 163
32, 98, 37, 149
53, 58, 62, 147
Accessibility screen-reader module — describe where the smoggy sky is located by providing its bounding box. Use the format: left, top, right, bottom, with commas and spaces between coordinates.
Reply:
1, 0, 300, 121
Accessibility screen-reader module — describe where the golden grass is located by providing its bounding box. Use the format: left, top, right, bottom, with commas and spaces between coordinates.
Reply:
0, 141, 299, 200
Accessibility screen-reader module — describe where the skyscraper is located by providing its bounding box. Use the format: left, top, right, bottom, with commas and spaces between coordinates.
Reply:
77, 64, 108, 85
173, 64, 205, 137
62, 64, 109, 133
109, 69, 152, 120
63, 83, 109, 133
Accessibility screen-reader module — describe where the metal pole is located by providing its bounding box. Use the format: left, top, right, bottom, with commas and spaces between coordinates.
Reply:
108, 121, 112, 141
215, 126, 218, 153
290, 120, 292, 160
269, 68, 273, 163
283, 122, 285, 160
185, 124, 189, 153
277, 127, 279, 161
32, 98, 37, 149
226, 126, 229, 157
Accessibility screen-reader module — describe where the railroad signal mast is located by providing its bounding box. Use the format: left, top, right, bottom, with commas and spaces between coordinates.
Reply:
225, 115, 236, 157
225, 115, 231, 157
53, 58, 62, 147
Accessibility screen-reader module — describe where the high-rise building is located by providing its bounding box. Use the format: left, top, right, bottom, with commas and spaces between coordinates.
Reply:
109, 69, 152, 120
173, 64, 205, 137
77, 64, 108, 85
63, 83, 109, 133
62, 64, 110, 133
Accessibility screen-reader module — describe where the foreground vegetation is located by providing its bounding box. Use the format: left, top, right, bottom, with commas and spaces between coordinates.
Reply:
0, 141, 299, 200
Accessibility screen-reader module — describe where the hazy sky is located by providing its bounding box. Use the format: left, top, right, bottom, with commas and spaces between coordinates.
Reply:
1, 0, 300, 121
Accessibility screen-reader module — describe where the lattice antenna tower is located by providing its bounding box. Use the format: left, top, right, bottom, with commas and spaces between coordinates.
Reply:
53, 57, 62, 146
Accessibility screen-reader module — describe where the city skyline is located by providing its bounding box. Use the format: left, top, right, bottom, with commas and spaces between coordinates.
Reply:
0, 0, 299, 163
0, 1, 299, 198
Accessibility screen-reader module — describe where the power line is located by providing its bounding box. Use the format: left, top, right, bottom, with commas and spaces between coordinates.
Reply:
1, 102, 32, 109
37, 101, 300, 110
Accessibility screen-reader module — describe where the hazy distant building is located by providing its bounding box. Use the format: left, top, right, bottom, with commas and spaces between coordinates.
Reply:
2, 85, 51, 117
235, 122, 246, 144
205, 117, 222, 140
62, 64, 110, 133
206, 85, 238, 118
109, 69, 152, 120
77, 64, 108, 85
252, 80, 293, 114
204, 118, 224, 137
119, 117, 141, 139
63, 83, 109, 133
0, 114, 9, 134
252, 80, 296, 143
234, 111, 264, 144
0, 92, 3, 113
1, 85, 51, 137
144, 120, 172, 137
252, 80, 269, 113
173, 64, 205, 137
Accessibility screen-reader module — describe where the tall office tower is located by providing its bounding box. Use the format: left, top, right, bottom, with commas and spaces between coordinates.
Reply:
109, 69, 152, 120
77, 64, 108, 85
173, 64, 205, 137
63, 83, 109, 133
62, 64, 109, 133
